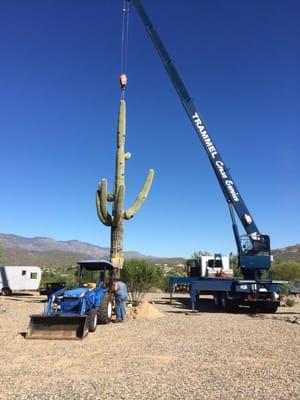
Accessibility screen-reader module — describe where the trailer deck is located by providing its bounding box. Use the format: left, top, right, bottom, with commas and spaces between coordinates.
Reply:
169, 276, 286, 312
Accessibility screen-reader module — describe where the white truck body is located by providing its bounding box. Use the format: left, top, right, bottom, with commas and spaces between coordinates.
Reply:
0, 266, 42, 293
200, 256, 232, 277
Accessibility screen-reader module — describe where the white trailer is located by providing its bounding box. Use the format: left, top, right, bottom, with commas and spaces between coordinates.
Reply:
0, 266, 42, 295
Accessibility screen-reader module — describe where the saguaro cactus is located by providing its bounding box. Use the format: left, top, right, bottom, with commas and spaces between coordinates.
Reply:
96, 98, 154, 274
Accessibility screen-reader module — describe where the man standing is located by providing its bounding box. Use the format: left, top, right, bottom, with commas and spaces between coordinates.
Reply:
113, 279, 128, 322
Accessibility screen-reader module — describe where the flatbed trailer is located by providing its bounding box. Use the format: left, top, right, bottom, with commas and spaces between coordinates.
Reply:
169, 276, 286, 313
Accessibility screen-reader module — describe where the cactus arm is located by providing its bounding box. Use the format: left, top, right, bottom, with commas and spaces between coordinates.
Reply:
124, 169, 154, 220
96, 179, 112, 226
113, 185, 125, 227
96, 191, 110, 226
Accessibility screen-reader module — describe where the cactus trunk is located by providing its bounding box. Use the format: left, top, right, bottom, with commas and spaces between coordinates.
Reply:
96, 92, 154, 276
110, 221, 124, 274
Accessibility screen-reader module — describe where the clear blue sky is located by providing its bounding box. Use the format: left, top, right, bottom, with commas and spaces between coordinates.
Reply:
1, 0, 299, 257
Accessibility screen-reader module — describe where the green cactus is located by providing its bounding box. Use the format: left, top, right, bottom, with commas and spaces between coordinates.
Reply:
96, 100, 154, 274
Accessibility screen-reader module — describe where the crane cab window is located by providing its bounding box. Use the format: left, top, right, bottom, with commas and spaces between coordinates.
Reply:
22, 270, 26, 276
30, 272, 37, 279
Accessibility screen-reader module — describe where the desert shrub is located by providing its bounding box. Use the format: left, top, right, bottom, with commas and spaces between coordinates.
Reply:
40, 266, 77, 288
279, 282, 292, 296
270, 260, 300, 281
285, 297, 295, 307
230, 255, 240, 277
121, 259, 164, 305
159, 274, 173, 292
191, 251, 211, 263
232, 257, 300, 281
40, 271, 64, 286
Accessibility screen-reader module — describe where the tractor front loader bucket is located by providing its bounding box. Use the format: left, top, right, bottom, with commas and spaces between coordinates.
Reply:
26, 315, 89, 340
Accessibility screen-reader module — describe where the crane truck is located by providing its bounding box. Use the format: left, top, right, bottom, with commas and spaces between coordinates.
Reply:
130, 0, 285, 312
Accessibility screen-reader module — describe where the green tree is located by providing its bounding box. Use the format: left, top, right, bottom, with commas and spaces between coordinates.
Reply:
230, 255, 241, 277
40, 266, 77, 288
270, 260, 300, 281
121, 259, 164, 305
191, 251, 211, 262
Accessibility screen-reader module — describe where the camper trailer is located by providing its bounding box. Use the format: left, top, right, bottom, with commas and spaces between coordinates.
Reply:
0, 266, 42, 295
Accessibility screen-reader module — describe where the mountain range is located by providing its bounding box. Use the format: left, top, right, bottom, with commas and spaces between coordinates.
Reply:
272, 244, 300, 261
0, 233, 185, 266
0, 233, 299, 267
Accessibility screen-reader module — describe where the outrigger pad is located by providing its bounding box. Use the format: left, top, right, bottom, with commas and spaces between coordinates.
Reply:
26, 315, 89, 340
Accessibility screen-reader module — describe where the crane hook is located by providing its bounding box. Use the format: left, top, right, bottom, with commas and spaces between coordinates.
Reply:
120, 73, 128, 90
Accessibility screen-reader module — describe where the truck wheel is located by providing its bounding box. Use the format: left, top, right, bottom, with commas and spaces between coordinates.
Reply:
251, 302, 278, 314
2, 287, 12, 296
221, 292, 238, 312
88, 310, 98, 332
213, 293, 222, 310
221, 293, 229, 311
98, 294, 112, 324
261, 302, 278, 314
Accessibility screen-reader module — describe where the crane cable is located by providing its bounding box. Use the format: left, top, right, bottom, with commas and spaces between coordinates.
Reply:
120, 0, 130, 99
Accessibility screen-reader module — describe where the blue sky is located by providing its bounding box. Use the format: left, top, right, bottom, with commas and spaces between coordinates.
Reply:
1, 0, 299, 257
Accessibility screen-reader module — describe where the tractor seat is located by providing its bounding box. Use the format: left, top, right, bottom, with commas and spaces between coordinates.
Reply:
83, 283, 97, 290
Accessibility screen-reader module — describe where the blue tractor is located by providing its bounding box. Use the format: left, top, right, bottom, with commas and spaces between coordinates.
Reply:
26, 260, 113, 340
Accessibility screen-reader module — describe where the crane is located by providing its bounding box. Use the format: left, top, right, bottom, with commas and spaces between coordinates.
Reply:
129, 0, 271, 281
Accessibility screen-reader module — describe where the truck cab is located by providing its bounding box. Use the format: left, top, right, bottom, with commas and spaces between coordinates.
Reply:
187, 254, 233, 278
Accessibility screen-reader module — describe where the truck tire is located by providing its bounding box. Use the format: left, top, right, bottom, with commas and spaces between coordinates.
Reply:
2, 287, 12, 296
88, 310, 98, 332
98, 294, 112, 324
265, 302, 278, 313
213, 293, 222, 310
255, 302, 278, 314
221, 292, 238, 312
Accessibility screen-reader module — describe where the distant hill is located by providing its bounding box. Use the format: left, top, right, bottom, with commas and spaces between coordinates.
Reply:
0, 233, 185, 266
1, 233, 298, 267
272, 244, 300, 262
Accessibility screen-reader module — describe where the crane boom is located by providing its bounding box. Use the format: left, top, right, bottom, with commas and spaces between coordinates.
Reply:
130, 0, 271, 276
131, 0, 258, 236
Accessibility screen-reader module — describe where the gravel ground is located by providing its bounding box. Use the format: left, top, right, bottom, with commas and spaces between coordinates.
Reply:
0, 292, 299, 400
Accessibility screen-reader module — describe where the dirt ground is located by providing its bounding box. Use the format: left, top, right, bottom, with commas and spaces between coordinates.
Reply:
0, 292, 299, 400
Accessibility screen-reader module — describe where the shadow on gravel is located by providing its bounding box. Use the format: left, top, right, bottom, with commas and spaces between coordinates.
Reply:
150, 295, 300, 316
160, 297, 262, 315
247, 314, 300, 326
274, 310, 300, 315
4, 297, 47, 304
5, 292, 35, 297
248, 311, 300, 319
19, 332, 27, 338
164, 298, 221, 314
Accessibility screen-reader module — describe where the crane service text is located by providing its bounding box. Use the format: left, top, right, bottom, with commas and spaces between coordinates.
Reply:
192, 112, 239, 202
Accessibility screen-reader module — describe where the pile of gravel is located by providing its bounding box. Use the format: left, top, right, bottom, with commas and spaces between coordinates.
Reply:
127, 301, 163, 320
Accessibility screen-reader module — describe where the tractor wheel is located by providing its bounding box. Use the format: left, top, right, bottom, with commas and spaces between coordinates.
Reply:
2, 287, 12, 296
88, 310, 98, 332
98, 294, 112, 324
